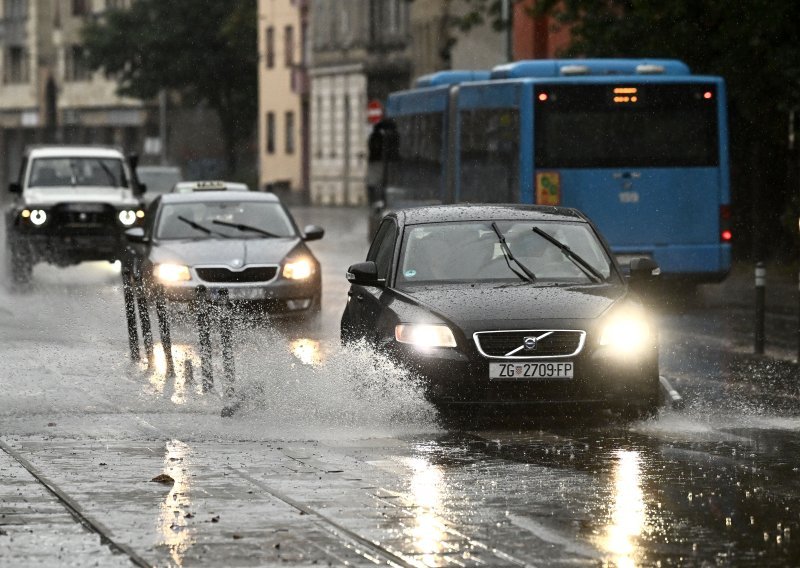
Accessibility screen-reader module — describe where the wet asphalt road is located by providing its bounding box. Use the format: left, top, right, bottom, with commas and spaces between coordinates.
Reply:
1, 206, 799, 567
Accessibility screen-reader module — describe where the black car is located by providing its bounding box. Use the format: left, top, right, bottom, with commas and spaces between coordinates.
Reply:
340, 204, 661, 417
125, 191, 323, 316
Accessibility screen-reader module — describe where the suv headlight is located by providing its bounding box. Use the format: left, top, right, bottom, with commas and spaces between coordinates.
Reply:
23, 209, 47, 226
395, 324, 457, 348
154, 263, 191, 283
118, 210, 137, 226
598, 307, 651, 353
283, 258, 314, 280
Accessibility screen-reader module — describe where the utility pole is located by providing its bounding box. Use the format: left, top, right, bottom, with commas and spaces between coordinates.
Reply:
502, 0, 514, 63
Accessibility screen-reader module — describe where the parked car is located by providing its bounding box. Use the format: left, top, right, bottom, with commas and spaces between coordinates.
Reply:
136, 165, 183, 204
172, 180, 250, 193
340, 204, 661, 418
5, 145, 146, 284
124, 191, 323, 317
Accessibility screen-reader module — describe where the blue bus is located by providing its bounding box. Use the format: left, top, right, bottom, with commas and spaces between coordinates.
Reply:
368, 59, 732, 283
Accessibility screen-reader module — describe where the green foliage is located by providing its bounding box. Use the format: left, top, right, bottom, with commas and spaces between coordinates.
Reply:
82, 0, 258, 172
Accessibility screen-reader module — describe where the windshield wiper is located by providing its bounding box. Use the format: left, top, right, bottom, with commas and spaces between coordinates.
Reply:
211, 219, 280, 238
177, 215, 229, 238
531, 226, 604, 283
490, 222, 536, 283
95, 159, 119, 187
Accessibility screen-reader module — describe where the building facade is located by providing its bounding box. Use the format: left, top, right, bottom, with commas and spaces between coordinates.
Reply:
309, 0, 411, 206
257, 0, 309, 196
0, 0, 150, 187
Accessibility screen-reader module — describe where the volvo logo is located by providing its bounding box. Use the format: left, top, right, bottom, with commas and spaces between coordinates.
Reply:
523, 336, 538, 351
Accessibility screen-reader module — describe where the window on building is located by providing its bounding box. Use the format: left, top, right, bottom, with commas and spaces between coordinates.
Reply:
4, 46, 29, 84
285, 111, 295, 155
266, 26, 275, 68
65, 45, 91, 82
72, 0, 90, 16
315, 96, 323, 159
266, 112, 276, 154
4, 0, 28, 20
284, 25, 294, 67
329, 94, 337, 158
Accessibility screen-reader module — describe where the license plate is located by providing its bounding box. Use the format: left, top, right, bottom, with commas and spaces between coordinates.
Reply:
490, 362, 574, 380
215, 288, 265, 300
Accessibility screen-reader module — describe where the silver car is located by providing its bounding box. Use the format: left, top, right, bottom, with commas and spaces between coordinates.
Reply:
124, 191, 323, 317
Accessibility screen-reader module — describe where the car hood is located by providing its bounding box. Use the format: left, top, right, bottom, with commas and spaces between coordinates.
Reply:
151, 237, 304, 267
24, 186, 140, 207
397, 283, 626, 327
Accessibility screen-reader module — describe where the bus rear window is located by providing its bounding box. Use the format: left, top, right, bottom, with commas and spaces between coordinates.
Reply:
534, 84, 719, 169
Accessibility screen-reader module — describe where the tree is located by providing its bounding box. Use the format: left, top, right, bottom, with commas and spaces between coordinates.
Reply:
82, 0, 258, 175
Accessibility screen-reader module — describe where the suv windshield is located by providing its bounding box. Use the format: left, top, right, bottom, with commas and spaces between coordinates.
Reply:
28, 157, 129, 188
397, 220, 614, 286
156, 201, 296, 240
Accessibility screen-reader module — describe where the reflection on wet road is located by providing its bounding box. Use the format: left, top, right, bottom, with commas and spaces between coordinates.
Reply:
1, 207, 799, 566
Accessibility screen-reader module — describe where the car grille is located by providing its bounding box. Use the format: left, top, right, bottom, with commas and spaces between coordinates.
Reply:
195, 266, 278, 283
52, 203, 117, 234
474, 330, 585, 358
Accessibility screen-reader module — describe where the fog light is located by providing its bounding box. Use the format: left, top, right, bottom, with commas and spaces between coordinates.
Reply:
286, 298, 311, 311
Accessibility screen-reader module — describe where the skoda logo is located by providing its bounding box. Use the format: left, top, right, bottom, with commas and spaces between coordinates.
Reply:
523, 336, 538, 351
79, 212, 88, 222
231, 259, 242, 268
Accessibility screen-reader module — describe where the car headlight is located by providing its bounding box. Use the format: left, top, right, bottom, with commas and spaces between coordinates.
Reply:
118, 210, 137, 226
598, 309, 651, 353
27, 209, 47, 226
395, 324, 457, 348
283, 258, 314, 280
154, 263, 191, 283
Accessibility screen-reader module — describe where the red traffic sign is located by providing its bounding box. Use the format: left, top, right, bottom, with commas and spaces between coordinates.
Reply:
367, 100, 384, 124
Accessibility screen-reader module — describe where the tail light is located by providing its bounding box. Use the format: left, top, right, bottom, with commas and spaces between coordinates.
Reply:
720, 205, 732, 242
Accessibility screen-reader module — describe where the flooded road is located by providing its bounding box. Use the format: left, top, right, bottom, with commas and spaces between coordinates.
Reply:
1, 207, 799, 567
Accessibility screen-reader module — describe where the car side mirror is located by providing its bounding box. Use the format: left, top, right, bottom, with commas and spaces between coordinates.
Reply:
138, 182, 147, 194
8, 182, 21, 194
124, 227, 148, 244
346, 261, 383, 286
303, 224, 324, 241
629, 257, 660, 286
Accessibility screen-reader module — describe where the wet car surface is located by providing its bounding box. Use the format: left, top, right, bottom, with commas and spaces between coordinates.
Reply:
341, 205, 661, 416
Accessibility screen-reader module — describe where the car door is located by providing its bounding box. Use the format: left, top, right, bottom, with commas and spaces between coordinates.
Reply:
346, 218, 398, 341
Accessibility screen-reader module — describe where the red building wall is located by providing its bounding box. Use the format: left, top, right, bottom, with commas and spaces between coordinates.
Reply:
512, 0, 571, 60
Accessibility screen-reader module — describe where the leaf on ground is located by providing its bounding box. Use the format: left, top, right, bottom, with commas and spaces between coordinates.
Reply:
150, 473, 175, 484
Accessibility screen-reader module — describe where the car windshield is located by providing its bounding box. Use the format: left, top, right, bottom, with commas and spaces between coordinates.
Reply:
28, 157, 129, 188
156, 201, 296, 240
397, 220, 614, 286
137, 167, 182, 194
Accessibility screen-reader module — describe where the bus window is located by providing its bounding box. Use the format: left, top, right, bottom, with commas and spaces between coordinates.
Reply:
535, 84, 718, 169
385, 112, 444, 205
459, 108, 520, 203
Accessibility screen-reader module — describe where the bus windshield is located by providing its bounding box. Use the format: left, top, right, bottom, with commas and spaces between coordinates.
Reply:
534, 83, 719, 169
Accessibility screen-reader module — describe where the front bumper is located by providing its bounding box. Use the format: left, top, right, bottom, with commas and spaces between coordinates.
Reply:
390, 341, 659, 408
158, 277, 320, 313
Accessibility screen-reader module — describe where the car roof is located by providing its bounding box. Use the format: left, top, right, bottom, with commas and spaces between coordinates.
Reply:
172, 180, 250, 192
159, 190, 280, 204
25, 145, 125, 159
393, 204, 588, 225
137, 165, 182, 173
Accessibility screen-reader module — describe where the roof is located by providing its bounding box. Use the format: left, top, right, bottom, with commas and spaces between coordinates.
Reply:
394, 204, 587, 225
137, 165, 182, 173
159, 190, 279, 205
172, 180, 250, 193
25, 145, 125, 159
